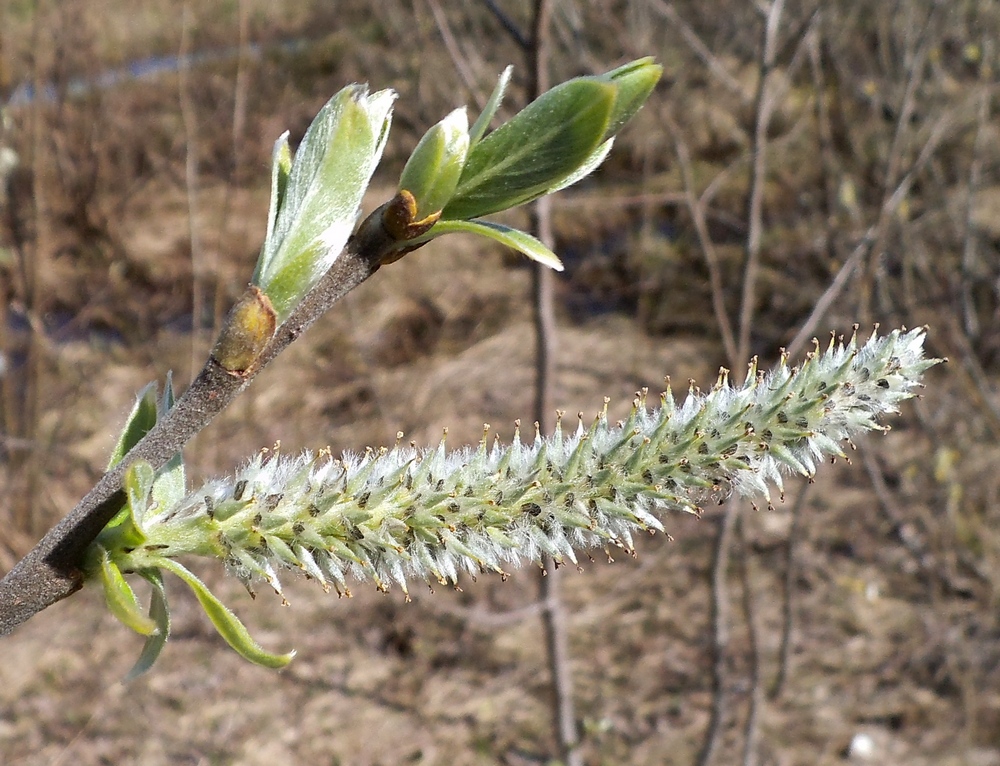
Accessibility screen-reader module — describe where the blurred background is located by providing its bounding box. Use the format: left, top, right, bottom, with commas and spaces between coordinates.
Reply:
0, 1, 998, 764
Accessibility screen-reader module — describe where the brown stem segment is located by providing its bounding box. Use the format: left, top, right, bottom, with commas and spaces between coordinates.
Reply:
0, 199, 405, 636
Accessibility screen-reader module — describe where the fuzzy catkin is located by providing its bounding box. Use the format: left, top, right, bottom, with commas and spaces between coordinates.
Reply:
125, 328, 936, 598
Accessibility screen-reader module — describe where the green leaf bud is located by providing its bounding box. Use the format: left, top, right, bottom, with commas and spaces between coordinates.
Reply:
211, 286, 278, 376
440, 59, 660, 222
260, 132, 292, 263
107, 382, 158, 471
94, 546, 158, 636
125, 570, 171, 681
398, 107, 469, 222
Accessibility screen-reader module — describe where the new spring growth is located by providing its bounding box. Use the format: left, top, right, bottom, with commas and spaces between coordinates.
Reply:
213, 61, 660, 373
389, 58, 662, 268
252, 85, 395, 323
210, 86, 394, 375
91, 328, 937, 674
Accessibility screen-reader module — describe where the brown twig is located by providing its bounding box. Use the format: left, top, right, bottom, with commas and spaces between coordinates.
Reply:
696, 504, 739, 766
479, 0, 529, 51
856, 2, 941, 323
959, 38, 993, 340
424, 0, 485, 112
19, 3, 51, 538
664, 113, 738, 365
768, 477, 810, 700
648, 0, 747, 100
860, 442, 988, 594
178, 2, 206, 380
524, 1, 581, 761
785, 233, 868, 360
215, 0, 253, 334
736, 0, 786, 373
736, 515, 762, 766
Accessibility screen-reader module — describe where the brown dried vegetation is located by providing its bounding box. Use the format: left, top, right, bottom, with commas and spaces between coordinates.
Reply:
1, 1, 999, 764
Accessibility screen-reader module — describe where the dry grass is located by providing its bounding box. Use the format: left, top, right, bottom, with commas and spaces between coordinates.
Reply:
2, 1, 1000, 763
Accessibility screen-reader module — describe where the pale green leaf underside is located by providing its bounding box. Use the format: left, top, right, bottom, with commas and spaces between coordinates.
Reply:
422, 219, 563, 271
254, 87, 394, 321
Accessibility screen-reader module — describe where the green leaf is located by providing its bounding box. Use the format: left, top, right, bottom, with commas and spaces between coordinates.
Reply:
158, 558, 295, 669
97, 546, 158, 636
108, 382, 158, 470
125, 569, 171, 681
254, 85, 396, 322
418, 219, 563, 271
442, 78, 616, 221
468, 65, 513, 148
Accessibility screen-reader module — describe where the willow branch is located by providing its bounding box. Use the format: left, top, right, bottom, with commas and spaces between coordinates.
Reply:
0, 204, 400, 636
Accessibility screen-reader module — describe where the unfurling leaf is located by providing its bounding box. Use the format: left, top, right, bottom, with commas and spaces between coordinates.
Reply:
253, 85, 395, 321
398, 107, 469, 221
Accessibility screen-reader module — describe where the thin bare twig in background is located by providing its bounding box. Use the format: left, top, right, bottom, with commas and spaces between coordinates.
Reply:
959, 38, 992, 340
805, 16, 840, 225
696, 504, 739, 766
736, 0, 785, 373
736, 515, 762, 766
221, 0, 256, 466
785, 236, 868, 359
649, 0, 746, 99
525, 0, 581, 762
783, 17, 863, 360
231, 0, 250, 182
665, 113, 738, 364
860, 442, 989, 594
480, 0, 529, 51
0, 0, 12, 489
179, 2, 205, 382
786, 94, 956, 360
768, 478, 810, 700
700, 4, 787, 761
857, 2, 940, 323
21, 1, 50, 537
216, 0, 252, 331
937, 313, 1000, 440
424, 0, 484, 112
